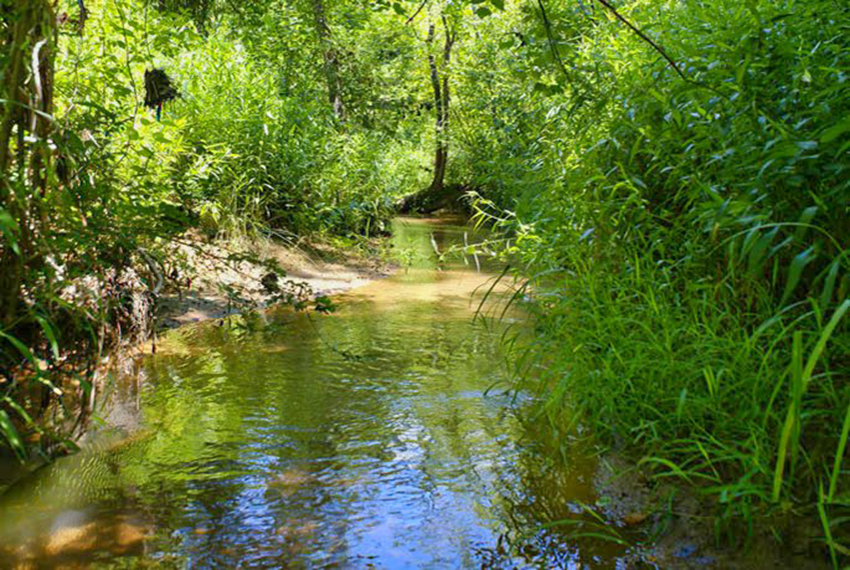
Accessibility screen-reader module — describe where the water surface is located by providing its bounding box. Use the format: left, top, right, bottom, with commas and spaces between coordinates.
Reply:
0, 218, 635, 569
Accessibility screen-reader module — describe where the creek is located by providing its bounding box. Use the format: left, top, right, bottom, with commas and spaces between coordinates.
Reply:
0, 218, 636, 569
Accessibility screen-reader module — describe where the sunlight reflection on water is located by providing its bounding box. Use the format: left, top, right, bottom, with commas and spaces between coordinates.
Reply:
0, 218, 635, 569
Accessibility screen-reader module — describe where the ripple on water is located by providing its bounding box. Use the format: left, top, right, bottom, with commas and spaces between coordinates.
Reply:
0, 218, 636, 569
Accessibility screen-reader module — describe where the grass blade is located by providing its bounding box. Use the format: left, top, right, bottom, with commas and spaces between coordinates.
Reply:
828, 401, 850, 503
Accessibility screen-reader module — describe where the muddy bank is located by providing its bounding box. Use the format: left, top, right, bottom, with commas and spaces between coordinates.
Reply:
154, 233, 395, 330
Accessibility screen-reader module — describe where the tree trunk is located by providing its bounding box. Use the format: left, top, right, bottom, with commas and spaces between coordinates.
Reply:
0, 0, 55, 327
311, 0, 344, 120
428, 18, 455, 196
398, 18, 456, 214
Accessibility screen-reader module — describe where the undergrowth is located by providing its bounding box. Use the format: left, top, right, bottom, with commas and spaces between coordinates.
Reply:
456, 0, 850, 561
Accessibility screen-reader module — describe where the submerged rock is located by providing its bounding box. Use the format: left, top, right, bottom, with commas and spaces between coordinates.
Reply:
43, 511, 149, 558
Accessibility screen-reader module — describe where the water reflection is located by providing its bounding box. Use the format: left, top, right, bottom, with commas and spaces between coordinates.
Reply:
0, 218, 639, 569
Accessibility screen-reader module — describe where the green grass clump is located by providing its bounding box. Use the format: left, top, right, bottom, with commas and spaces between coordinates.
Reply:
526, 251, 849, 531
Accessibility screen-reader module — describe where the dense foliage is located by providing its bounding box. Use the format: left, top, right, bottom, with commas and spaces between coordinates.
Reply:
0, 0, 433, 459
1, 0, 848, 560
450, 0, 850, 557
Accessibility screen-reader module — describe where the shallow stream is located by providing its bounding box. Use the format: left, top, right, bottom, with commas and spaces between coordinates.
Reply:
0, 218, 639, 569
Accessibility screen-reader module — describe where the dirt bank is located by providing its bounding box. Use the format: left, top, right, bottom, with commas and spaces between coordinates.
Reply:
154, 233, 394, 330
0, 233, 393, 490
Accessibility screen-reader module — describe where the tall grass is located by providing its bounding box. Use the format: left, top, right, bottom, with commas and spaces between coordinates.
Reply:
517, 240, 849, 548
456, 0, 850, 555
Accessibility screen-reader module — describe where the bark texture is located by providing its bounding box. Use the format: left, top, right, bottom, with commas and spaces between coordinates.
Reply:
428, 17, 455, 196
311, 0, 344, 120
399, 17, 457, 213
0, 0, 55, 327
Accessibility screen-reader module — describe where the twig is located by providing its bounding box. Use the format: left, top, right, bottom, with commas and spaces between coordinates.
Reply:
137, 248, 164, 295
31, 40, 47, 133
593, 0, 686, 81
536, 0, 571, 80
77, 0, 89, 34
406, 0, 429, 24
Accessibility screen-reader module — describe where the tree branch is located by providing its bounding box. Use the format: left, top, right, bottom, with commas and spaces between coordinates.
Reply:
76, 0, 89, 33
593, 0, 686, 81
406, 0, 429, 25
536, 0, 571, 80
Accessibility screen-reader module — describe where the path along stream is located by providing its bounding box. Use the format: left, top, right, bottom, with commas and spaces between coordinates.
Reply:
0, 218, 639, 569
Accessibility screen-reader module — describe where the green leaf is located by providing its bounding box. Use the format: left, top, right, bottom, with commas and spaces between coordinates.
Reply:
829, 400, 850, 502
802, 299, 850, 389
0, 330, 37, 365
819, 259, 840, 310
0, 208, 20, 255
746, 228, 777, 275
817, 486, 839, 569
491, 0, 505, 10
391, 2, 405, 15
36, 316, 60, 361
475, 6, 492, 17
780, 247, 816, 306
0, 410, 26, 460
820, 117, 850, 144
2, 396, 34, 425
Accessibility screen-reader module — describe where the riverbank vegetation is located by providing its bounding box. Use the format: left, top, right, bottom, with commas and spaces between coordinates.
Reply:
473, 0, 850, 560
2, 0, 848, 563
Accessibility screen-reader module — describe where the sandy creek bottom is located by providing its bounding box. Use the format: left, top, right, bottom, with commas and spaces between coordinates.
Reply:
0, 218, 643, 569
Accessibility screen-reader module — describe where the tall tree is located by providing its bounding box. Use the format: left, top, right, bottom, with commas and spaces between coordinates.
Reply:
311, 0, 344, 120
426, 16, 455, 196
0, 0, 56, 328
399, 11, 457, 213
